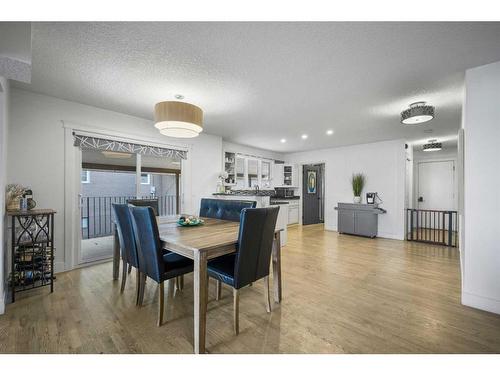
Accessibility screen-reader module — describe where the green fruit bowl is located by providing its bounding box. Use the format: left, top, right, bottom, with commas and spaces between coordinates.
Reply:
177, 217, 204, 227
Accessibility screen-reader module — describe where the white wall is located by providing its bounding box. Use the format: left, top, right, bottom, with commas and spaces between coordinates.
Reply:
405, 145, 413, 209
223, 141, 284, 162
7, 89, 223, 272
462, 61, 500, 314
285, 139, 406, 240
0, 76, 9, 314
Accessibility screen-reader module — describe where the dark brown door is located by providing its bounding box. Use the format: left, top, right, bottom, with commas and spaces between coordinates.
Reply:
302, 164, 322, 225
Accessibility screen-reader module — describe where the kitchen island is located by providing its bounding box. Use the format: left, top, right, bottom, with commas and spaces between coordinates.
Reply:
211, 192, 288, 246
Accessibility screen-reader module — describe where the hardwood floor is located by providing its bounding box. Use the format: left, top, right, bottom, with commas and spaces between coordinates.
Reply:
1, 224, 500, 353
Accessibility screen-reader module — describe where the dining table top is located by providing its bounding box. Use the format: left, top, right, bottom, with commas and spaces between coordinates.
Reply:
156, 215, 281, 260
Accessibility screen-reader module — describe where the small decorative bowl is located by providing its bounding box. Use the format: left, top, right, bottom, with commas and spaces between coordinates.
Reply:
177, 217, 204, 227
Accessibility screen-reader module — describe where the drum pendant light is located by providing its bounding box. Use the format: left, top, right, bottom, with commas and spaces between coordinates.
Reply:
400, 101, 435, 125
154, 101, 203, 138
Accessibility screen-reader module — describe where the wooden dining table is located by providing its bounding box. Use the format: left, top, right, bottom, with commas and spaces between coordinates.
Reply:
112, 215, 283, 354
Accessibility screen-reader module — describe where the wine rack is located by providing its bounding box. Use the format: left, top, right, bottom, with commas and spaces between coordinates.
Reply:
8, 209, 56, 302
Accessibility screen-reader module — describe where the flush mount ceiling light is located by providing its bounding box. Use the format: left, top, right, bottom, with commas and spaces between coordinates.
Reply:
101, 151, 133, 159
423, 139, 442, 152
401, 102, 435, 125
154, 101, 203, 138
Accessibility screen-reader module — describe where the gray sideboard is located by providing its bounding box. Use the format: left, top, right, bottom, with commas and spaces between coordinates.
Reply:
335, 203, 386, 238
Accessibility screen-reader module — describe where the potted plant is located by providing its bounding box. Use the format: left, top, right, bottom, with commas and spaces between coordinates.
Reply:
6, 184, 26, 211
351, 173, 365, 204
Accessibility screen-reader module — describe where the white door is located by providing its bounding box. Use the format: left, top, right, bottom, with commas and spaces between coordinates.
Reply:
417, 160, 455, 210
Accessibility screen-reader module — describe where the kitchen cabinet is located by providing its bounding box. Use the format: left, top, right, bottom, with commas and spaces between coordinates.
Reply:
273, 164, 284, 187
288, 203, 299, 225
335, 203, 386, 238
224, 150, 274, 189
274, 164, 298, 187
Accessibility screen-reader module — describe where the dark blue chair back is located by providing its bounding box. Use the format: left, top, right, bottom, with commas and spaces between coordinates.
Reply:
112, 204, 139, 268
199, 198, 256, 222
129, 206, 164, 283
234, 206, 279, 288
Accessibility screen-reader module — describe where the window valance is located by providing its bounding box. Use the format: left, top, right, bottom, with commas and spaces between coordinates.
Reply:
73, 133, 187, 160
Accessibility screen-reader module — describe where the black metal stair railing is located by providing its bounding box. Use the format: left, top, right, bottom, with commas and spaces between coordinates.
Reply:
406, 208, 459, 247
80, 195, 177, 239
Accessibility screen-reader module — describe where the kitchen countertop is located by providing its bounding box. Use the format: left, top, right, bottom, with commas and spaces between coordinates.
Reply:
213, 190, 275, 197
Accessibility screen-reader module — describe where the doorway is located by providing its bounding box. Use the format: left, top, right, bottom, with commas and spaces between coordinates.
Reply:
78, 149, 181, 264
302, 164, 325, 225
417, 160, 455, 210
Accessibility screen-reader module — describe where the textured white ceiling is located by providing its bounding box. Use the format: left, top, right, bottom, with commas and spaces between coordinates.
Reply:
13, 22, 500, 152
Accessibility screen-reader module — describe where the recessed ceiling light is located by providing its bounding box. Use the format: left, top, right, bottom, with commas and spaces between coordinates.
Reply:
174, 94, 185, 100
280, 139, 286, 143
326, 130, 334, 135
301, 134, 308, 139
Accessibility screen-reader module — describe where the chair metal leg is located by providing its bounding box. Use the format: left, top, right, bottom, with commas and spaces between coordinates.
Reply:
139, 273, 147, 306
233, 288, 240, 335
120, 259, 127, 293
128, 264, 132, 274
167, 279, 175, 297
216, 280, 222, 301
175, 276, 180, 291
135, 269, 141, 305
264, 276, 271, 313
179, 275, 184, 290
157, 282, 164, 326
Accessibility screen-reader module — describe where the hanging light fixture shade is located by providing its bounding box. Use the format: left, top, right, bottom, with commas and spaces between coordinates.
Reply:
154, 101, 203, 138
422, 141, 442, 152
400, 101, 435, 125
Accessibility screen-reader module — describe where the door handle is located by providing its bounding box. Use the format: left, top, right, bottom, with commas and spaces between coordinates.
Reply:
418, 196, 424, 202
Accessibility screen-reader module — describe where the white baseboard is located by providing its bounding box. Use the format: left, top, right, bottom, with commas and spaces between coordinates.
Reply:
54, 261, 66, 274
462, 291, 500, 315
325, 225, 403, 241
0, 290, 5, 315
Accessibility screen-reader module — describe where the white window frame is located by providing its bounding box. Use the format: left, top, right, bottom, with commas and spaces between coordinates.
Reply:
81, 170, 90, 184
140, 172, 151, 185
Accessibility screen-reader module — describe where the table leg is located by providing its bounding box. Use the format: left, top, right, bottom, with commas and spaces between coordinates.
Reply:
112, 223, 120, 280
193, 250, 208, 354
272, 231, 282, 303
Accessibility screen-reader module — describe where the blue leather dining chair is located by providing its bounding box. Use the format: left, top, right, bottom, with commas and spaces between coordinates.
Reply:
207, 206, 279, 334
112, 204, 141, 303
129, 206, 194, 326
199, 198, 256, 222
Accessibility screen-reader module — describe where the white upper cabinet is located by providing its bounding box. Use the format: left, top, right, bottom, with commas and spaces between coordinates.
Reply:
224, 150, 275, 189
273, 164, 284, 187
261, 160, 271, 188
274, 163, 298, 187
247, 158, 259, 187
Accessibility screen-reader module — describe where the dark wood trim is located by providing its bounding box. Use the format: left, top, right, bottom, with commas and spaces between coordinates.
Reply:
82, 162, 180, 175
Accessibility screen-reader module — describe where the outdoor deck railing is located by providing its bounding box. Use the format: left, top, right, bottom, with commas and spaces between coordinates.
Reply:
81, 195, 177, 239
